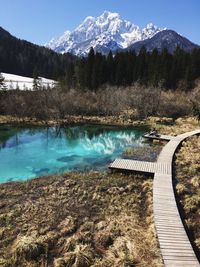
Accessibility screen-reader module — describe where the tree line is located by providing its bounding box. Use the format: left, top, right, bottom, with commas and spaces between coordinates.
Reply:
63, 47, 200, 90
1, 25, 200, 91
0, 27, 74, 79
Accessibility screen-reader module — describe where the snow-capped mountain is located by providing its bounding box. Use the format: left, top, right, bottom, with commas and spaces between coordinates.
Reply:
46, 11, 163, 56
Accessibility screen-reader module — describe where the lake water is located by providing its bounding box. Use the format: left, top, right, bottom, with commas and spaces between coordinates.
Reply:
0, 124, 148, 183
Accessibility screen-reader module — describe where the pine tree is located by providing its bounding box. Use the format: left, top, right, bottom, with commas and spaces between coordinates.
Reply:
32, 69, 41, 90
107, 51, 115, 84
0, 72, 7, 91
63, 46, 200, 90
85, 47, 95, 89
136, 46, 148, 85
148, 48, 159, 86
65, 62, 75, 89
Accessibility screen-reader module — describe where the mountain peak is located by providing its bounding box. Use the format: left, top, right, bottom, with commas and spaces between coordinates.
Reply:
101, 10, 120, 19
46, 11, 164, 56
146, 23, 156, 29
82, 16, 95, 25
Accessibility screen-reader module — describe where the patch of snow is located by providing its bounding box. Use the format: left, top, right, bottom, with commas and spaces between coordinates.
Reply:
2, 73, 56, 90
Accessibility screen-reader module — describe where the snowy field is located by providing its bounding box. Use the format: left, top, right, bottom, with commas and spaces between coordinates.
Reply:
2, 73, 56, 90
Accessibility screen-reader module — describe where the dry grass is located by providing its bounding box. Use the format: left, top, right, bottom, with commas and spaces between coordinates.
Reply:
123, 145, 163, 162
175, 136, 200, 251
0, 172, 163, 267
157, 117, 200, 136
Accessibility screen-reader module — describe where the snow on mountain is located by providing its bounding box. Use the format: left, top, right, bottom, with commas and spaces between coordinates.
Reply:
2, 73, 56, 90
46, 11, 163, 56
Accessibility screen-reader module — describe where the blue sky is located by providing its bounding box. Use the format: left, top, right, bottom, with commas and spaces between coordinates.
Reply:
1, 0, 200, 45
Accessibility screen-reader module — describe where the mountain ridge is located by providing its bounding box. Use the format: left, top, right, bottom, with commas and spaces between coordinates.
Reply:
46, 11, 163, 56
127, 29, 199, 53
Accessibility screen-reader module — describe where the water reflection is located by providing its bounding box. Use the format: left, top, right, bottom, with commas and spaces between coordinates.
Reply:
0, 124, 147, 182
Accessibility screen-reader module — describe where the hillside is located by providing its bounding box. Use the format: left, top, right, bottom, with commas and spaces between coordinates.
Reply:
0, 27, 75, 79
127, 30, 199, 53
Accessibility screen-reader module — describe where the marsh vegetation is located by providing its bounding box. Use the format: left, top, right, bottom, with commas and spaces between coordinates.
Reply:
0, 83, 200, 123
175, 136, 200, 253
0, 172, 162, 267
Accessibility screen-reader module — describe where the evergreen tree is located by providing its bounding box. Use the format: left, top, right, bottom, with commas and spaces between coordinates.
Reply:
32, 69, 41, 90
184, 66, 195, 89
148, 48, 159, 86
0, 72, 7, 91
65, 62, 75, 89
107, 51, 115, 84
136, 46, 148, 84
85, 47, 95, 90
91, 52, 107, 89
114, 53, 127, 85
75, 58, 87, 89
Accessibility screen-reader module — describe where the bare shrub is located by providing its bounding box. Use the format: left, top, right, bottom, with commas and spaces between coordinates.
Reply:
1, 84, 199, 120
158, 90, 191, 118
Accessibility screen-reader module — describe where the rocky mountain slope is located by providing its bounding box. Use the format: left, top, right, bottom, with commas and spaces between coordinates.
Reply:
127, 30, 199, 53
46, 11, 163, 56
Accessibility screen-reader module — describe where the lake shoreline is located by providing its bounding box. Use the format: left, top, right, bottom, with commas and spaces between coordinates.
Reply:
0, 114, 173, 128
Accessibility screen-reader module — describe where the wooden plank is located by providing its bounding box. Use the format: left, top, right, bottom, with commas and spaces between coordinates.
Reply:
109, 159, 172, 175
162, 248, 196, 253
164, 261, 199, 267
163, 255, 198, 260
153, 129, 200, 267
158, 229, 189, 233
109, 159, 158, 173
162, 252, 196, 257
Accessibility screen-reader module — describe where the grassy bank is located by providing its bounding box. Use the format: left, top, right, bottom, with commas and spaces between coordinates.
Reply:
156, 116, 200, 136
0, 172, 162, 267
0, 114, 148, 127
175, 136, 200, 253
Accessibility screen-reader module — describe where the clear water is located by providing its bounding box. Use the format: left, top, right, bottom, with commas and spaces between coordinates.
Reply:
0, 124, 147, 183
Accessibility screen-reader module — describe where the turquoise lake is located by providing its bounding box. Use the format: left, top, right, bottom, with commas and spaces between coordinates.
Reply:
0, 124, 148, 183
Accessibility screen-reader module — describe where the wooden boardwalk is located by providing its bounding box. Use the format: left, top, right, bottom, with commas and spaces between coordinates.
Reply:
143, 133, 173, 141
109, 159, 171, 174
110, 130, 200, 267
154, 130, 200, 267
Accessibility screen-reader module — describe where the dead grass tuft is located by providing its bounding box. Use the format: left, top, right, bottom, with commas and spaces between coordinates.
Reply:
12, 233, 46, 261
0, 172, 163, 266
58, 216, 77, 235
